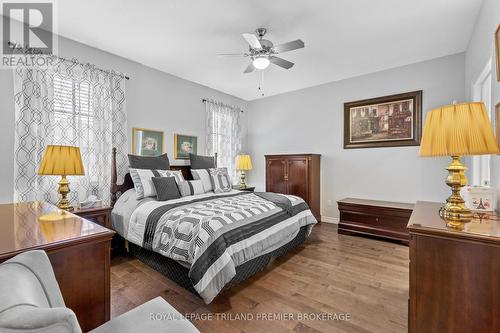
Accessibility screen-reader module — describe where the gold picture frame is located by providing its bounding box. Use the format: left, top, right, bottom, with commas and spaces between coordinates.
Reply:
344, 90, 422, 149
496, 23, 500, 82
496, 102, 500, 149
132, 127, 164, 156
174, 133, 197, 159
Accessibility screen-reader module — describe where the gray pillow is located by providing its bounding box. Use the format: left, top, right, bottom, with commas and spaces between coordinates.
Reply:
128, 153, 170, 170
151, 177, 181, 201
189, 153, 216, 169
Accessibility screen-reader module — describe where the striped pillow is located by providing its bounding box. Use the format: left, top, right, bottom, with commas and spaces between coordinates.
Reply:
129, 168, 184, 199
177, 180, 205, 197
191, 169, 213, 192
209, 168, 232, 193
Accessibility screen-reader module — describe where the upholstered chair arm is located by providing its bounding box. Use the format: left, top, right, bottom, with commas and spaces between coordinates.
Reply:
0, 306, 81, 333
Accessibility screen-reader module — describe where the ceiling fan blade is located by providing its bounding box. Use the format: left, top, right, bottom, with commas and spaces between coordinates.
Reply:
242, 33, 262, 49
273, 39, 304, 53
243, 62, 255, 74
217, 53, 249, 57
269, 56, 294, 69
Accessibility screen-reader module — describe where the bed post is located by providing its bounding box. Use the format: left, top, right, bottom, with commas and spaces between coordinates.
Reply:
111, 147, 118, 207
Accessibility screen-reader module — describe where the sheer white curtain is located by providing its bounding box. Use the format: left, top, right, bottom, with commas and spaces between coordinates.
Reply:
205, 99, 242, 183
13, 56, 128, 205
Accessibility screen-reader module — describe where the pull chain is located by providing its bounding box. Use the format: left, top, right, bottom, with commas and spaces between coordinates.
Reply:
258, 70, 265, 97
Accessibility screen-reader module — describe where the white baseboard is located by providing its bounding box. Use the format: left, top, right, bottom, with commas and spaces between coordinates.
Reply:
320, 216, 339, 224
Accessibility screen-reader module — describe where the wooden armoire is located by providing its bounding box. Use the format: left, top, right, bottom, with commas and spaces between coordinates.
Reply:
265, 154, 321, 221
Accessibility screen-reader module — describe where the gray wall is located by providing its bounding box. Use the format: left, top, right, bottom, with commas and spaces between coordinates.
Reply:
0, 21, 247, 203
464, 0, 500, 203
246, 53, 466, 220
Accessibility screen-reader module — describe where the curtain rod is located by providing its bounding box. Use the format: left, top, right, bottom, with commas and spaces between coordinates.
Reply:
202, 98, 244, 113
7, 41, 130, 80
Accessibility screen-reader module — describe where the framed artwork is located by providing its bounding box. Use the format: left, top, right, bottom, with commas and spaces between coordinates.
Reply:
344, 90, 422, 149
495, 102, 500, 149
132, 128, 164, 156
174, 133, 198, 159
495, 23, 500, 82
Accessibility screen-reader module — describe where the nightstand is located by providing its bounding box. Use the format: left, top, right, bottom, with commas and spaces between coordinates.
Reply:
233, 185, 255, 192
72, 206, 113, 229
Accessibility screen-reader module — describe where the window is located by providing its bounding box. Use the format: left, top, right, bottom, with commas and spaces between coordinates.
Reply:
53, 74, 99, 188
472, 59, 492, 186
205, 100, 242, 183
13, 59, 128, 205
53, 74, 93, 143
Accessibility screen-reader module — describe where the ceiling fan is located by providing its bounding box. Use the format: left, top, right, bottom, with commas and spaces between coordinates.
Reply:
219, 28, 305, 73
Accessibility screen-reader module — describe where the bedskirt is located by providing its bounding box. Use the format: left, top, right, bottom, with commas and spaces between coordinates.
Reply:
128, 225, 309, 297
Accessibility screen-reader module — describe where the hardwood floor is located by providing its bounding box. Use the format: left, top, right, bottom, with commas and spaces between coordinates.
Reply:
111, 223, 409, 333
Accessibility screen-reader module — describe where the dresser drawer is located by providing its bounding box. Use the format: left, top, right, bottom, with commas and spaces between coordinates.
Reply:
341, 212, 408, 232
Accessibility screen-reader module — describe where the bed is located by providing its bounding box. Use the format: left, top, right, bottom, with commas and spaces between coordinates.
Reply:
110, 148, 317, 303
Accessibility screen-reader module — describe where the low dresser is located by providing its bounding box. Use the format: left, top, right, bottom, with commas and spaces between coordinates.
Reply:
408, 201, 500, 333
0, 201, 115, 332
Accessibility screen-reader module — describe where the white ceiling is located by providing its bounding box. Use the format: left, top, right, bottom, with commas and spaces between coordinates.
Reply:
55, 0, 483, 101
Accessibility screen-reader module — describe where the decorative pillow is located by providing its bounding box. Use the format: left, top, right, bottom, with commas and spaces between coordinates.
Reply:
191, 169, 213, 192
161, 170, 185, 184
128, 153, 170, 170
151, 177, 181, 201
177, 180, 205, 197
189, 153, 216, 169
130, 168, 184, 199
209, 168, 232, 193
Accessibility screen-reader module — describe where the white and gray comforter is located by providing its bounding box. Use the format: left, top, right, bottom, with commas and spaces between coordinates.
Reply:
120, 190, 317, 303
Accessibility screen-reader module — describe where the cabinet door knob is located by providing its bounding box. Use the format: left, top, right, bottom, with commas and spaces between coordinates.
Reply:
375, 217, 379, 222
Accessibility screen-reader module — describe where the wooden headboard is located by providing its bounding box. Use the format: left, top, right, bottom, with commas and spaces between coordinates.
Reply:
110, 147, 216, 207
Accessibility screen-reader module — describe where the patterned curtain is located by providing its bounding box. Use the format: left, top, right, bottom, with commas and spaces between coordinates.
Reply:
13, 56, 128, 205
205, 99, 242, 183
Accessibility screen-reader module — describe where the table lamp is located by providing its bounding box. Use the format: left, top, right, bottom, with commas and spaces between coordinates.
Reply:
235, 154, 253, 189
38, 145, 85, 211
419, 102, 500, 229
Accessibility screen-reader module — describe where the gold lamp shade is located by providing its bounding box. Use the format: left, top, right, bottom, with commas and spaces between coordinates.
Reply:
236, 154, 253, 171
235, 154, 253, 189
420, 102, 499, 157
38, 145, 85, 213
419, 102, 500, 229
38, 145, 85, 176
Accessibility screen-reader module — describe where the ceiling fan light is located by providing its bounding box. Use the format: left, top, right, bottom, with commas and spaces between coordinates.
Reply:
252, 56, 270, 70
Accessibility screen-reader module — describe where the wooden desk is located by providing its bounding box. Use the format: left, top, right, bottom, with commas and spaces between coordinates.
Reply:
0, 202, 115, 332
408, 201, 500, 333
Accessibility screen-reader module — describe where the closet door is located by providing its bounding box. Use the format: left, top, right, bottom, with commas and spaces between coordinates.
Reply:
287, 157, 309, 202
266, 158, 287, 194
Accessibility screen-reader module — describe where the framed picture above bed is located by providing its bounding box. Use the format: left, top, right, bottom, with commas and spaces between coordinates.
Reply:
174, 133, 198, 159
344, 90, 422, 149
132, 127, 164, 156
